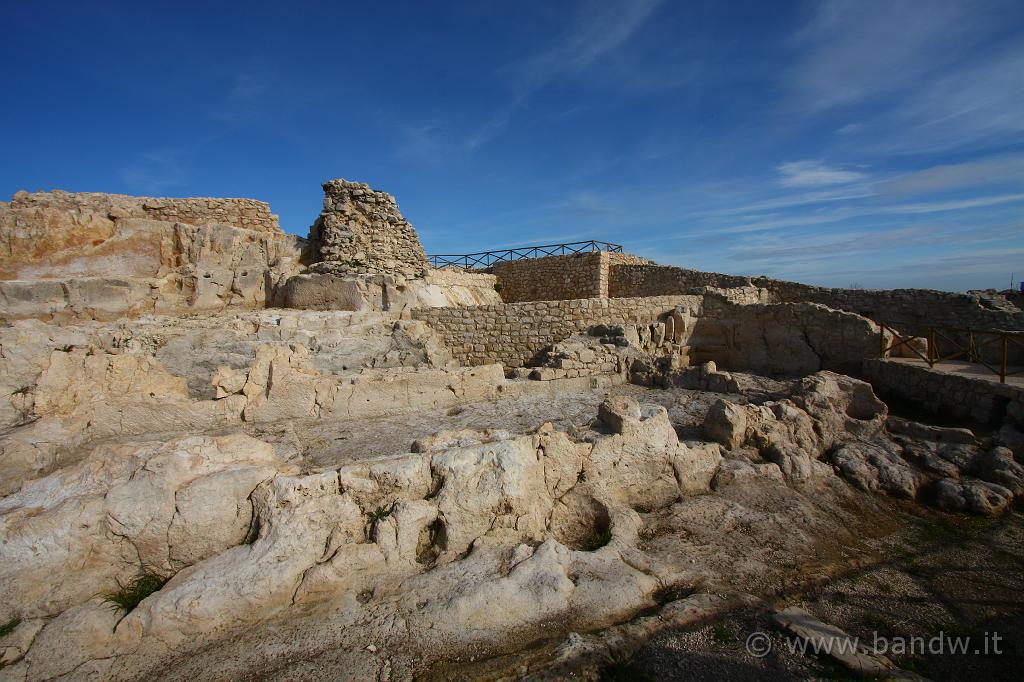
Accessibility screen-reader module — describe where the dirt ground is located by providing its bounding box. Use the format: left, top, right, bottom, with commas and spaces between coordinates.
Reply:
602, 508, 1024, 681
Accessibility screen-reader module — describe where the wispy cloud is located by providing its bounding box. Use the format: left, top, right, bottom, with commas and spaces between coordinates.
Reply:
394, 122, 446, 161
711, 192, 1024, 235
786, 0, 1023, 153
119, 151, 187, 195
729, 221, 1024, 262
509, 0, 664, 91
776, 160, 867, 188
878, 154, 1024, 195
561, 191, 613, 216
210, 71, 277, 123
787, 0, 982, 111
463, 0, 664, 151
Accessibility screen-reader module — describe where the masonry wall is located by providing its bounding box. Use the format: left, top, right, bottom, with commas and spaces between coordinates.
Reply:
491, 252, 607, 302
413, 295, 700, 368
490, 251, 650, 303
609, 264, 752, 298
608, 262, 1024, 333
862, 358, 1024, 425
9, 190, 281, 233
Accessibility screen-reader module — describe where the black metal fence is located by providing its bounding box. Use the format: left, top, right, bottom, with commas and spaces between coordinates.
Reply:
428, 240, 623, 270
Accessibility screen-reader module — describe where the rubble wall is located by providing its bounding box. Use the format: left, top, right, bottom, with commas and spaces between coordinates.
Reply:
609, 263, 752, 297
862, 358, 1024, 425
310, 179, 429, 278
608, 263, 1024, 333
413, 295, 700, 368
490, 251, 650, 303
7, 190, 281, 233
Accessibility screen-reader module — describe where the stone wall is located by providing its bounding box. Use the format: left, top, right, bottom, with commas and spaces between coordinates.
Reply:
609, 263, 751, 298
490, 251, 650, 303
862, 358, 1024, 425
491, 252, 606, 302
309, 179, 429, 278
607, 263, 1024, 335
413, 295, 699, 368
412, 292, 881, 374
9, 190, 281, 233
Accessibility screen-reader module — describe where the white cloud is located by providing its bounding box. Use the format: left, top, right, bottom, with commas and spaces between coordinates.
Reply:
466, 0, 663, 150
787, 0, 985, 111
561, 191, 612, 216
511, 0, 663, 90
119, 152, 187, 195
879, 154, 1024, 195
729, 221, 1023, 262
884, 44, 1024, 152
776, 160, 867, 188
709, 192, 1024, 235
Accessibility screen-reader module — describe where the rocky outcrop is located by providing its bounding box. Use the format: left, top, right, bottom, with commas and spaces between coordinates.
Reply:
280, 268, 501, 312
0, 191, 311, 321
0, 309, 510, 495
702, 372, 887, 484
702, 372, 1024, 514
0, 396, 726, 679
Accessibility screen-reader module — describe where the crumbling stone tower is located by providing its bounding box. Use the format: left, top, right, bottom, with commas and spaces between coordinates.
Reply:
309, 179, 429, 278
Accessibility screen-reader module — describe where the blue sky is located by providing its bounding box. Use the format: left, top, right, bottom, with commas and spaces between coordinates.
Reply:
2, 1, 1023, 291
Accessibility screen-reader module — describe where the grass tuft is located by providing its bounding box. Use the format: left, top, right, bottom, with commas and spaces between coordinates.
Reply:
369, 506, 393, 523
102, 571, 168, 613
0, 616, 21, 638
581, 527, 613, 551
712, 623, 735, 644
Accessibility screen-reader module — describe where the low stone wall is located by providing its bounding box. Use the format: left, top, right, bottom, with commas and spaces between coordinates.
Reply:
607, 263, 1024, 335
424, 268, 496, 290
413, 295, 700, 368
413, 293, 881, 374
491, 252, 607, 302
8, 190, 281, 233
862, 358, 1024, 425
609, 263, 751, 298
488, 251, 650, 303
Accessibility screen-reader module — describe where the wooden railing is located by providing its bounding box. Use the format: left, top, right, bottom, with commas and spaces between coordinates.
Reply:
879, 322, 1024, 383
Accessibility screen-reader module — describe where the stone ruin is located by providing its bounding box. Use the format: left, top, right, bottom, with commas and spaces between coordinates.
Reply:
0, 180, 1022, 680
309, 179, 429, 278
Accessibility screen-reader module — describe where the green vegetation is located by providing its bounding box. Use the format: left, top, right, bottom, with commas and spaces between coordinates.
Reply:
0, 616, 21, 638
581, 526, 612, 551
102, 572, 168, 613
712, 623, 735, 644
369, 506, 393, 523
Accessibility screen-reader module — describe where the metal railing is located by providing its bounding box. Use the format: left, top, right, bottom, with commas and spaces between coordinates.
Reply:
879, 322, 1024, 383
428, 240, 623, 269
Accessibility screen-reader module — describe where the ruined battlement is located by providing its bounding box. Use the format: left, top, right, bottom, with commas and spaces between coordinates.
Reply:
9, 189, 282, 234
309, 179, 429, 278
